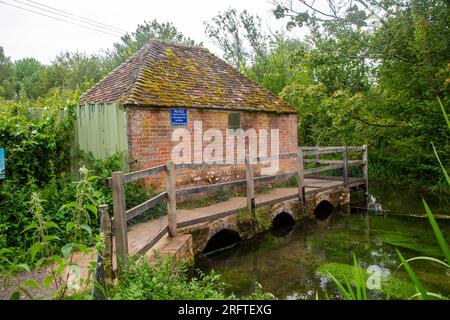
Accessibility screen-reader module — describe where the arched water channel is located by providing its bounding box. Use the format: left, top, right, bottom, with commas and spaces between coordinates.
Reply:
193, 182, 450, 299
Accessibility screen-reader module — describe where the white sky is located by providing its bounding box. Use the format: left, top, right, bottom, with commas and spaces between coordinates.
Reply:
0, 0, 304, 64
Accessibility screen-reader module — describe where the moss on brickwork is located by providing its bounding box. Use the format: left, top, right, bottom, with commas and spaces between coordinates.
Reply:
237, 206, 272, 234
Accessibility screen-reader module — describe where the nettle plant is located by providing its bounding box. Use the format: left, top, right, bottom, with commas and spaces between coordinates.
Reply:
11, 166, 104, 300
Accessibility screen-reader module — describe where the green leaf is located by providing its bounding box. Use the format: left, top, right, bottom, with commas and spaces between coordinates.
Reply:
44, 221, 61, 230
43, 275, 53, 290
66, 222, 75, 233
22, 221, 38, 233
34, 257, 46, 269
14, 264, 31, 273
80, 224, 92, 236
0, 248, 13, 255
431, 142, 450, 186
326, 271, 352, 300
59, 202, 77, 212
405, 256, 450, 269
9, 291, 20, 300
74, 243, 88, 253
23, 279, 40, 290
409, 292, 448, 300
438, 97, 450, 130
422, 198, 450, 263
44, 235, 60, 242
85, 204, 98, 215
61, 243, 74, 258
396, 250, 429, 300
30, 242, 43, 261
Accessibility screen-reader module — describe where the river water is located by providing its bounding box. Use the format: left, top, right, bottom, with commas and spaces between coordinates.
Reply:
194, 182, 450, 299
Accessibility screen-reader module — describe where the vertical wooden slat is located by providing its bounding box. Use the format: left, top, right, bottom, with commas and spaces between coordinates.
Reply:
343, 146, 349, 188
297, 149, 306, 210
315, 145, 320, 165
245, 156, 255, 217
112, 171, 128, 269
363, 144, 369, 198
99, 204, 113, 283
166, 161, 177, 237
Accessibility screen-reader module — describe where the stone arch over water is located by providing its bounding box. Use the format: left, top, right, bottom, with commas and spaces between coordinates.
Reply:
272, 211, 296, 228
314, 200, 334, 221
200, 220, 242, 254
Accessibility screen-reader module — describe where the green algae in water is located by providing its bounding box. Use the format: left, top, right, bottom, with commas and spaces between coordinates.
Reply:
194, 209, 450, 299
194, 181, 450, 299
315, 262, 417, 299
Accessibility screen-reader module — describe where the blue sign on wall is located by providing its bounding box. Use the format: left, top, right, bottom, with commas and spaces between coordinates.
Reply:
171, 109, 187, 125
0, 148, 5, 180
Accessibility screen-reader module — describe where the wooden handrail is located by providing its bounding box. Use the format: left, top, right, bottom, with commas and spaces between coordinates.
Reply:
126, 192, 168, 221
303, 159, 364, 165
106, 145, 369, 261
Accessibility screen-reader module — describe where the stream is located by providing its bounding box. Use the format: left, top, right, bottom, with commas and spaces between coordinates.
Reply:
194, 182, 450, 299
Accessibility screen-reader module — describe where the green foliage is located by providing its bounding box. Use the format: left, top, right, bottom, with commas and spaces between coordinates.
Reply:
0, 47, 15, 99
111, 255, 227, 300
204, 8, 269, 69
46, 52, 106, 93
265, 0, 450, 188
14, 58, 47, 99
110, 254, 275, 300
81, 151, 166, 224
0, 94, 80, 263
8, 171, 106, 300
394, 101, 450, 300
0, 91, 77, 184
324, 97, 450, 300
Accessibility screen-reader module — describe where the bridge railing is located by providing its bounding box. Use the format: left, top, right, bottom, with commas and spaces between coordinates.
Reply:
98, 145, 368, 273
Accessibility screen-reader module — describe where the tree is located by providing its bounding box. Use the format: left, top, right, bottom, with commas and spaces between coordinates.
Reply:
204, 8, 270, 70
246, 37, 310, 95
272, 0, 450, 186
14, 58, 48, 99
0, 47, 16, 99
46, 52, 105, 92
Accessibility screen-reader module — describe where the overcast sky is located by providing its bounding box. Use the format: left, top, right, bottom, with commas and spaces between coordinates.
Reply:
0, 0, 303, 64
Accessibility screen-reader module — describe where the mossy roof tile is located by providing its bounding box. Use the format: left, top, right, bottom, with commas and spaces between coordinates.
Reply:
80, 40, 296, 113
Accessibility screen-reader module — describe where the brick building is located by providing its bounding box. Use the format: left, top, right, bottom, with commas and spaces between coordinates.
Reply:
78, 40, 298, 190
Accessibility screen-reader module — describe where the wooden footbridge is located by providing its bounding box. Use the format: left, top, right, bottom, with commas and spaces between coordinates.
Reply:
95, 145, 368, 279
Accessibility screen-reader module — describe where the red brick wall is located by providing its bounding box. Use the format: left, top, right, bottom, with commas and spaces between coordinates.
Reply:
126, 107, 298, 191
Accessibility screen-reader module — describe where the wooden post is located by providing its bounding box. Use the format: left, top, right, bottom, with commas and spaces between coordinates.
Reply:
315, 145, 320, 165
245, 156, 255, 221
297, 149, 306, 211
92, 204, 112, 300
166, 161, 177, 237
99, 204, 113, 283
111, 171, 128, 270
363, 144, 369, 199
343, 146, 349, 188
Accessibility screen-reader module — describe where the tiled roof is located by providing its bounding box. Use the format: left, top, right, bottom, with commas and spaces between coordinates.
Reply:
80, 40, 296, 113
